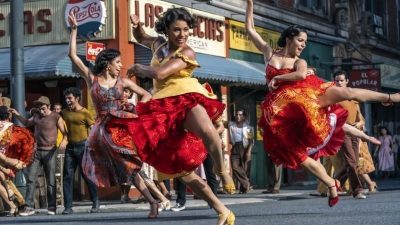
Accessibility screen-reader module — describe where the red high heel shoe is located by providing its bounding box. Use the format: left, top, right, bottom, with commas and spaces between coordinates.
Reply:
328, 180, 340, 207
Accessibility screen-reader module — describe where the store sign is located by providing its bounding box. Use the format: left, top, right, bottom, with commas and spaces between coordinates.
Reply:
86, 41, 105, 61
0, 0, 115, 48
65, 0, 107, 38
229, 20, 280, 54
349, 69, 381, 91
129, 0, 226, 57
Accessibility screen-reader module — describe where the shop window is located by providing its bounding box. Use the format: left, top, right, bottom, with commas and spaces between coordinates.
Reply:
297, 0, 327, 17
364, 0, 387, 38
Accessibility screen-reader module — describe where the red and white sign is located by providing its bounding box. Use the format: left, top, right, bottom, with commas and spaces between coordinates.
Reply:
86, 41, 105, 61
349, 69, 381, 91
65, 0, 107, 38
129, 0, 226, 57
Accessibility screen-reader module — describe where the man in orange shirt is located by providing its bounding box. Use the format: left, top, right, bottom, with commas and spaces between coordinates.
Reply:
333, 71, 366, 199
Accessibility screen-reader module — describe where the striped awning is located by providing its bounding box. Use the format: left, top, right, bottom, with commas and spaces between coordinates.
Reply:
0, 44, 80, 79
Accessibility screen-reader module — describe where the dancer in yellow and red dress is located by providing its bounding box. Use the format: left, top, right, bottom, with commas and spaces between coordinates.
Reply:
107, 8, 235, 225
245, 0, 397, 207
67, 14, 163, 218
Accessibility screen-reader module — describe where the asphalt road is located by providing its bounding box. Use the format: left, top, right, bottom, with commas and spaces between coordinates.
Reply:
1, 188, 399, 225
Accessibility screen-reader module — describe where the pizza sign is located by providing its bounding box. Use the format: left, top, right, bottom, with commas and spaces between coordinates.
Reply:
65, 0, 107, 38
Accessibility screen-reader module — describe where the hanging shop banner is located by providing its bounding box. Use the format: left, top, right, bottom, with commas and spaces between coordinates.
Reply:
129, 0, 226, 57
349, 69, 381, 91
228, 20, 280, 54
0, 0, 115, 48
65, 0, 107, 38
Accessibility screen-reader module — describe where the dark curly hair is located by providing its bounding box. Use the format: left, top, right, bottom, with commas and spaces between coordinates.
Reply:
92, 49, 121, 75
63, 87, 82, 99
277, 25, 307, 48
155, 7, 196, 35
333, 70, 348, 80
0, 105, 10, 120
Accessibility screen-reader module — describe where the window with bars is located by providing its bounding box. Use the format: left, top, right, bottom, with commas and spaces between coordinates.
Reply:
365, 0, 387, 38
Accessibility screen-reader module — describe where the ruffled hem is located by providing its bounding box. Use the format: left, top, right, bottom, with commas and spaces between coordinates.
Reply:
259, 75, 347, 169
107, 92, 225, 175
82, 116, 142, 188
6, 126, 36, 166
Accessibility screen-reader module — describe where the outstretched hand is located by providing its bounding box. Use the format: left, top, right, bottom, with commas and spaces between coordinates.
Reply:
68, 13, 78, 29
130, 14, 141, 28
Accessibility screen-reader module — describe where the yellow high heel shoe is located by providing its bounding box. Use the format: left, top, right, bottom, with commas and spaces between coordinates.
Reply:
218, 210, 235, 225
217, 172, 236, 194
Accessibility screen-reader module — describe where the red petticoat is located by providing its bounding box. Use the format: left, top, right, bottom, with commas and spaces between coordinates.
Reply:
107, 93, 225, 175
3, 126, 36, 166
259, 74, 347, 169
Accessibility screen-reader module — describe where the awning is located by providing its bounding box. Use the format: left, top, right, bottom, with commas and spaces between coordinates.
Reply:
134, 44, 266, 86
0, 44, 80, 80
195, 54, 266, 85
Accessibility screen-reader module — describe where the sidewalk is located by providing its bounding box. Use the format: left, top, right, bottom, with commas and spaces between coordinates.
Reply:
35, 177, 400, 215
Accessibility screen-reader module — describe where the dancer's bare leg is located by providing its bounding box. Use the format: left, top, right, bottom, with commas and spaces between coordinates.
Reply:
184, 105, 235, 193
361, 173, 377, 192
180, 172, 233, 225
301, 157, 337, 197
131, 173, 158, 217
0, 183, 16, 213
142, 177, 169, 204
343, 124, 381, 145
319, 86, 400, 108
157, 180, 169, 197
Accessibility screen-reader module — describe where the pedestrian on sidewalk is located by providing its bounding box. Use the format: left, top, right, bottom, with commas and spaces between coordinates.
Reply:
61, 87, 100, 215
10, 96, 68, 216
333, 71, 367, 199
229, 109, 254, 194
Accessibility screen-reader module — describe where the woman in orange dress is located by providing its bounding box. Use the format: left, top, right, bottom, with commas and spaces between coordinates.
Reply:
246, 0, 397, 207
107, 8, 235, 225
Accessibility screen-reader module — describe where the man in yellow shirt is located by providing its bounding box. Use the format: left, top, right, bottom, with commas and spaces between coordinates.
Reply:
60, 87, 98, 215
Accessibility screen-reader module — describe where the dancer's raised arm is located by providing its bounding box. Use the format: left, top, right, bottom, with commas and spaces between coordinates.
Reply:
130, 14, 160, 49
128, 47, 197, 80
67, 13, 94, 88
245, 0, 273, 61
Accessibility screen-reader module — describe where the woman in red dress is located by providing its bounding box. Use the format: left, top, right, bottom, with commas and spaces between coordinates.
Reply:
67, 14, 161, 218
108, 8, 235, 225
245, 0, 398, 207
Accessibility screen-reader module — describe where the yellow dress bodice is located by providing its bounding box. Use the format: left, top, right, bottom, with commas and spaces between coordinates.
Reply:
151, 46, 216, 100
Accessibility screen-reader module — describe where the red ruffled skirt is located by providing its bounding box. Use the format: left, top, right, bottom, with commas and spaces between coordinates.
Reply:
259, 75, 348, 169
107, 93, 225, 175
2, 126, 36, 166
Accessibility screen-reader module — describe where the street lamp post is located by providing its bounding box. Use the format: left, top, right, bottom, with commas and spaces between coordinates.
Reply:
10, 0, 26, 193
